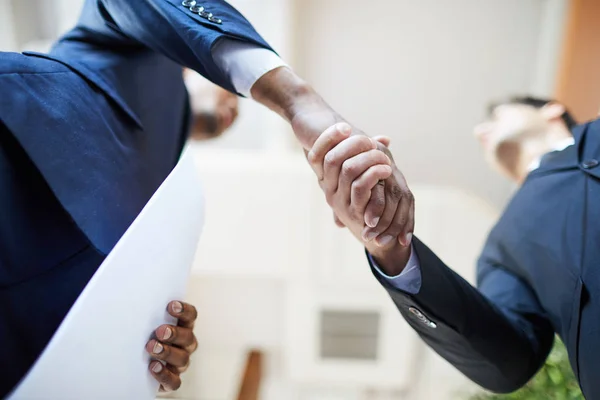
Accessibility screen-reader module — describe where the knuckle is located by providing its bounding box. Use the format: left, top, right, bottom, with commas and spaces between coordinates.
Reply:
380, 214, 392, 226
323, 153, 339, 169
188, 304, 198, 321
351, 181, 364, 198
389, 185, 403, 201
189, 336, 199, 353
348, 203, 360, 218
181, 330, 194, 347
181, 353, 191, 368
396, 217, 407, 231
173, 379, 182, 391
325, 192, 335, 207
373, 195, 385, 209
158, 367, 170, 381
341, 161, 356, 178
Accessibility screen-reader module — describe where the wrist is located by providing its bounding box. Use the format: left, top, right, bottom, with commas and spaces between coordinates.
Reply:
250, 66, 314, 121
367, 242, 411, 276
250, 66, 340, 149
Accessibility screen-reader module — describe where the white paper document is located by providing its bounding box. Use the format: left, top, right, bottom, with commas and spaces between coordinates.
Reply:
9, 148, 205, 400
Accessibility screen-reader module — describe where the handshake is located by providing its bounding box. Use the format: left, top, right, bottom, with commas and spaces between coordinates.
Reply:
306, 123, 415, 276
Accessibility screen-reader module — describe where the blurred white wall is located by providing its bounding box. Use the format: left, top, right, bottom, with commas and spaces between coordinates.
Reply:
182, 149, 500, 399
293, 0, 565, 208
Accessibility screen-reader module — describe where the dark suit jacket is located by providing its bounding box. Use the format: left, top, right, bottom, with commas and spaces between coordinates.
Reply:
0, 0, 272, 395
370, 118, 600, 398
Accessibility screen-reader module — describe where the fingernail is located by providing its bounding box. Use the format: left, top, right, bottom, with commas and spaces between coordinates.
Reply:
366, 217, 380, 228
153, 342, 164, 354
362, 227, 378, 242
366, 231, 379, 242
338, 123, 351, 135
171, 301, 183, 314
162, 327, 172, 341
404, 233, 413, 247
377, 235, 394, 247
152, 362, 163, 373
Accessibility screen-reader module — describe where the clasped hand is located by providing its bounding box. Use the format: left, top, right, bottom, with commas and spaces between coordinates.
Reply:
307, 123, 415, 271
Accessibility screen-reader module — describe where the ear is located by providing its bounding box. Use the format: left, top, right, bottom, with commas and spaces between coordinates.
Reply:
540, 102, 566, 122
372, 135, 392, 147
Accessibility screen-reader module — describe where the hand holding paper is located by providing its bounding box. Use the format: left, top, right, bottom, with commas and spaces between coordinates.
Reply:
9, 149, 204, 400
146, 300, 199, 392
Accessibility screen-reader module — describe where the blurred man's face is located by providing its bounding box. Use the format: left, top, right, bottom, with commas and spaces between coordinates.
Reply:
473, 103, 556, 178
184, 69, 239, 141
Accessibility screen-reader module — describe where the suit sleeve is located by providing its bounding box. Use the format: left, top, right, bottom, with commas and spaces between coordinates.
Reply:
58, 0, 275, 93
369, 237, 554, 393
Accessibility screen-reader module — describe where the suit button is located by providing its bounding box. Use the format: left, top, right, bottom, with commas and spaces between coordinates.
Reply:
408, 307, 423, 318
182, 0, 196, 7
581, 159, 599, 169
209, 15, 222, 24
190, 4, 205, 13
408, 307, 437, 328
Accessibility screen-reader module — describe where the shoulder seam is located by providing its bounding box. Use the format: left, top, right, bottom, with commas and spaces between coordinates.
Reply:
0, 71, 73, 77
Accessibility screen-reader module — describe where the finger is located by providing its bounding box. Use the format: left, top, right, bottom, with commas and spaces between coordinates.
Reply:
372, 135, 391, 147
364, 140, 394, 228
147, 340, 191, 369
364, 183, 386, 228
323, 136, 378, 196
338, 149, 391, 198
400, 193, 415, 247
155, 324, 197, 352
333, 212, 345, 227
376, 181, 413, 247
362, 178, 403, 244
150, 362, 181, 392
168, 301, 197, 329
307, 123, 351, 180
350, 165, 392, 225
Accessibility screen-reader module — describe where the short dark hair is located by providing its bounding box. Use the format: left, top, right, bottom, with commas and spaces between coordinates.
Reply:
488, 96, 578, 131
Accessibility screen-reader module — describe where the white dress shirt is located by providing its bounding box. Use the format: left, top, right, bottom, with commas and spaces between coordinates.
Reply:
212, 39, 288, 97
373, 136, 576, 294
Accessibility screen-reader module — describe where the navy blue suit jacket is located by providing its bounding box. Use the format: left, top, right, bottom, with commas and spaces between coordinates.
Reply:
370, 119, 600, 398
0, 0, 272, 395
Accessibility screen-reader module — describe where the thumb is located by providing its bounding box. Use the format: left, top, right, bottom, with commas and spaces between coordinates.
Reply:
372, 135, 391, 147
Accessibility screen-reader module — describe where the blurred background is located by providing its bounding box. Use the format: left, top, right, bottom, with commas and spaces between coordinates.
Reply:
2, 0, 599, 399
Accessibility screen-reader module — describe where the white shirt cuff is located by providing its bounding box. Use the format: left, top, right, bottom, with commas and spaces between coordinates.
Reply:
211, 39, 288, 98
369, 244, 422, 294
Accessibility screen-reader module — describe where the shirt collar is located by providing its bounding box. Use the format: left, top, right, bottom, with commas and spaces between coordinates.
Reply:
526, 137, 575, 172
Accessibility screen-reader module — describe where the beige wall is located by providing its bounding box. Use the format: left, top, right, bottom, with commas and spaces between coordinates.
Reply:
292, 0, 556, 207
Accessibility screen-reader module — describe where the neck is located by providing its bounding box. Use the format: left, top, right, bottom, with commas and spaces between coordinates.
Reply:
512, 125, 572, 183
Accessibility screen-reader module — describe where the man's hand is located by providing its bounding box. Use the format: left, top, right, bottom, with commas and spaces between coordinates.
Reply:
308, 123, 415, 275
251, 67, 393, 228
146, 301, 198, 392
